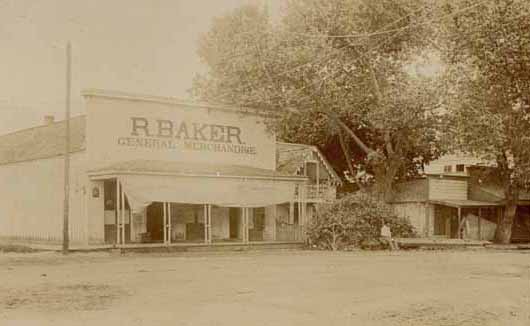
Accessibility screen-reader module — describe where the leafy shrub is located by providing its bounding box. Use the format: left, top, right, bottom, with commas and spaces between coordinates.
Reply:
307, 192, 416, 250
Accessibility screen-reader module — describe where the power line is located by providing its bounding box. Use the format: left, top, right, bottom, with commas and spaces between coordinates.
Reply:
283, 0, 490, 39
206, 2, 432, 74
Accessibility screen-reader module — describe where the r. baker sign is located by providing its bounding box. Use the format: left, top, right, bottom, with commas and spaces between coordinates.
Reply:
85, 92, 276, 170
117, 117, 257, 155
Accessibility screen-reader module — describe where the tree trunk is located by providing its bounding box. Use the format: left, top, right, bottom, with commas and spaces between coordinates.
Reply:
495, 202, 517, 244
494, 187, 518, 244
373, 144, 401, 203
373, 165, 397, 203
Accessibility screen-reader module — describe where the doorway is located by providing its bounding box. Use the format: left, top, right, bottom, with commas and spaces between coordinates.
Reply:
146, 202, 164, 243
229, 208, 240, 239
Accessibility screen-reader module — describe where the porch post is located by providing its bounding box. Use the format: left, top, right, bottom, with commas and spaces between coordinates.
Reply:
208, 205, 212, 244
115, 179, 120, 245
242, 208, 246, 243
167, 203, 172, 244
243, 208, 249, 244
129, 205, 134, 243
246, 208, 250, 244
203, 205, 208, 244
163, 202, 167, 244
289, 201, 294, 224
299, 185, 304, 241
457, 207, 462, 239
316, 162, 320, 195
478, 208, 482, 241
272, 205, 277, 241
302, 185, 307, 226
120, 182, 125, 244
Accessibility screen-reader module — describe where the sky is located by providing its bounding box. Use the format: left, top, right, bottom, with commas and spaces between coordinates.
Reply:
0, 0, 280, 134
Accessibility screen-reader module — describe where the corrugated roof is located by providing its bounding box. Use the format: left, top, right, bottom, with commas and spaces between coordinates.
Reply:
0, 115, 86, 165
88, 159, 304, 180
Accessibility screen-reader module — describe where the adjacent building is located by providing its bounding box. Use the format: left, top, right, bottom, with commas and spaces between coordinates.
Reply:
392, 155, 530, 243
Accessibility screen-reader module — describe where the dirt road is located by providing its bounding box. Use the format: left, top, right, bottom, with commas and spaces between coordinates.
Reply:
1, 249, 529, 326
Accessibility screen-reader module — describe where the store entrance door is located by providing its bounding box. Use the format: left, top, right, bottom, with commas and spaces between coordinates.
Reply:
146, 202, 164, 242
229, 208, 239, 239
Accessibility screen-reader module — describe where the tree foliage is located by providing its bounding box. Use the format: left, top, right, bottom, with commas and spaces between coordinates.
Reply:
307, 192, 416, 250
192, 0, 445, 199
439, 0, 530, 243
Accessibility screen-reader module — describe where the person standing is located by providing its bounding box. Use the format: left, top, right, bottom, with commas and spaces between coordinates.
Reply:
380, 223, 399, 250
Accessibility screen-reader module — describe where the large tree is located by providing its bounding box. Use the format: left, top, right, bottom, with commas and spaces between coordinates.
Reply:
192, 0, 444, 200
440, 0, 530, 243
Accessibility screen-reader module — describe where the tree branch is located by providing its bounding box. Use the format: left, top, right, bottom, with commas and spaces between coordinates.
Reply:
334, 118, 375, 155
338, 129, 358, 180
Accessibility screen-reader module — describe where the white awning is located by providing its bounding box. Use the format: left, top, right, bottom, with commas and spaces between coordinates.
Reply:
118, 174, 299, 212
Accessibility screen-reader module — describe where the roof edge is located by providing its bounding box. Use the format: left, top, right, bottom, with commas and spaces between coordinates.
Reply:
81, 88, 277, 117
0, 149, 86, 167
0, 114, 86, 138
88, 169, 308, 182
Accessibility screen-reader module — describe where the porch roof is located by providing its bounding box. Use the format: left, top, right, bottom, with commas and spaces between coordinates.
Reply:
428, 199, 502, 209
92, 161, 305, 210
88, 159, 307, 181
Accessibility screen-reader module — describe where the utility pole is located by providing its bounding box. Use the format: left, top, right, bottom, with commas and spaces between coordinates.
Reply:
63, 42, 71, 254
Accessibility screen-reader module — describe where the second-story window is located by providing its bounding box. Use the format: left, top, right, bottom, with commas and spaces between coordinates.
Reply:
305, 161, 318, 182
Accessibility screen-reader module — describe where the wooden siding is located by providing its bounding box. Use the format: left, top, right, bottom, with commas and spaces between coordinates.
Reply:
428, 178, 468, 201
424, 154, 486, 175
0, 151, 90, 244
392, 202, 430, 237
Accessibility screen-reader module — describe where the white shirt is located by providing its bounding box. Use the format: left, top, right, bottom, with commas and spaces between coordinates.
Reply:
381, 225, 392, 237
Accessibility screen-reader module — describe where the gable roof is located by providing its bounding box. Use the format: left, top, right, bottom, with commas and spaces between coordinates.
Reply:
276, 142, 342, 185
0, 115, 86, 166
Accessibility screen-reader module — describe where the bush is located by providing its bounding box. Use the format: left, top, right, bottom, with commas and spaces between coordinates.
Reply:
307, 192, 416, 250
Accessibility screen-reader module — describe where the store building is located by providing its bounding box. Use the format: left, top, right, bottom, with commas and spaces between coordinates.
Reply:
0, 90, 341, 248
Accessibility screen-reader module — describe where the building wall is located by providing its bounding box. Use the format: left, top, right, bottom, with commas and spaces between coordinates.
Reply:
0, 151, 89, 245
87, 180, 105, 244
392, 202, 432, 237
424, 154, 486, 175
85, 93, 277, 171
428, 178, 468, 201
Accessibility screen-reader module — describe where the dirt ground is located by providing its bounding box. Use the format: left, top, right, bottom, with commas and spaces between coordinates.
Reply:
0, 249, 529, 326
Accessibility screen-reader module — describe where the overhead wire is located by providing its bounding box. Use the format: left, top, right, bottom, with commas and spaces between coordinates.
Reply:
200, 0, 492, 104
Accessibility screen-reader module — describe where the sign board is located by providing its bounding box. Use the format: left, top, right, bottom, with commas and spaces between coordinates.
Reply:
85, 92, 276, 170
